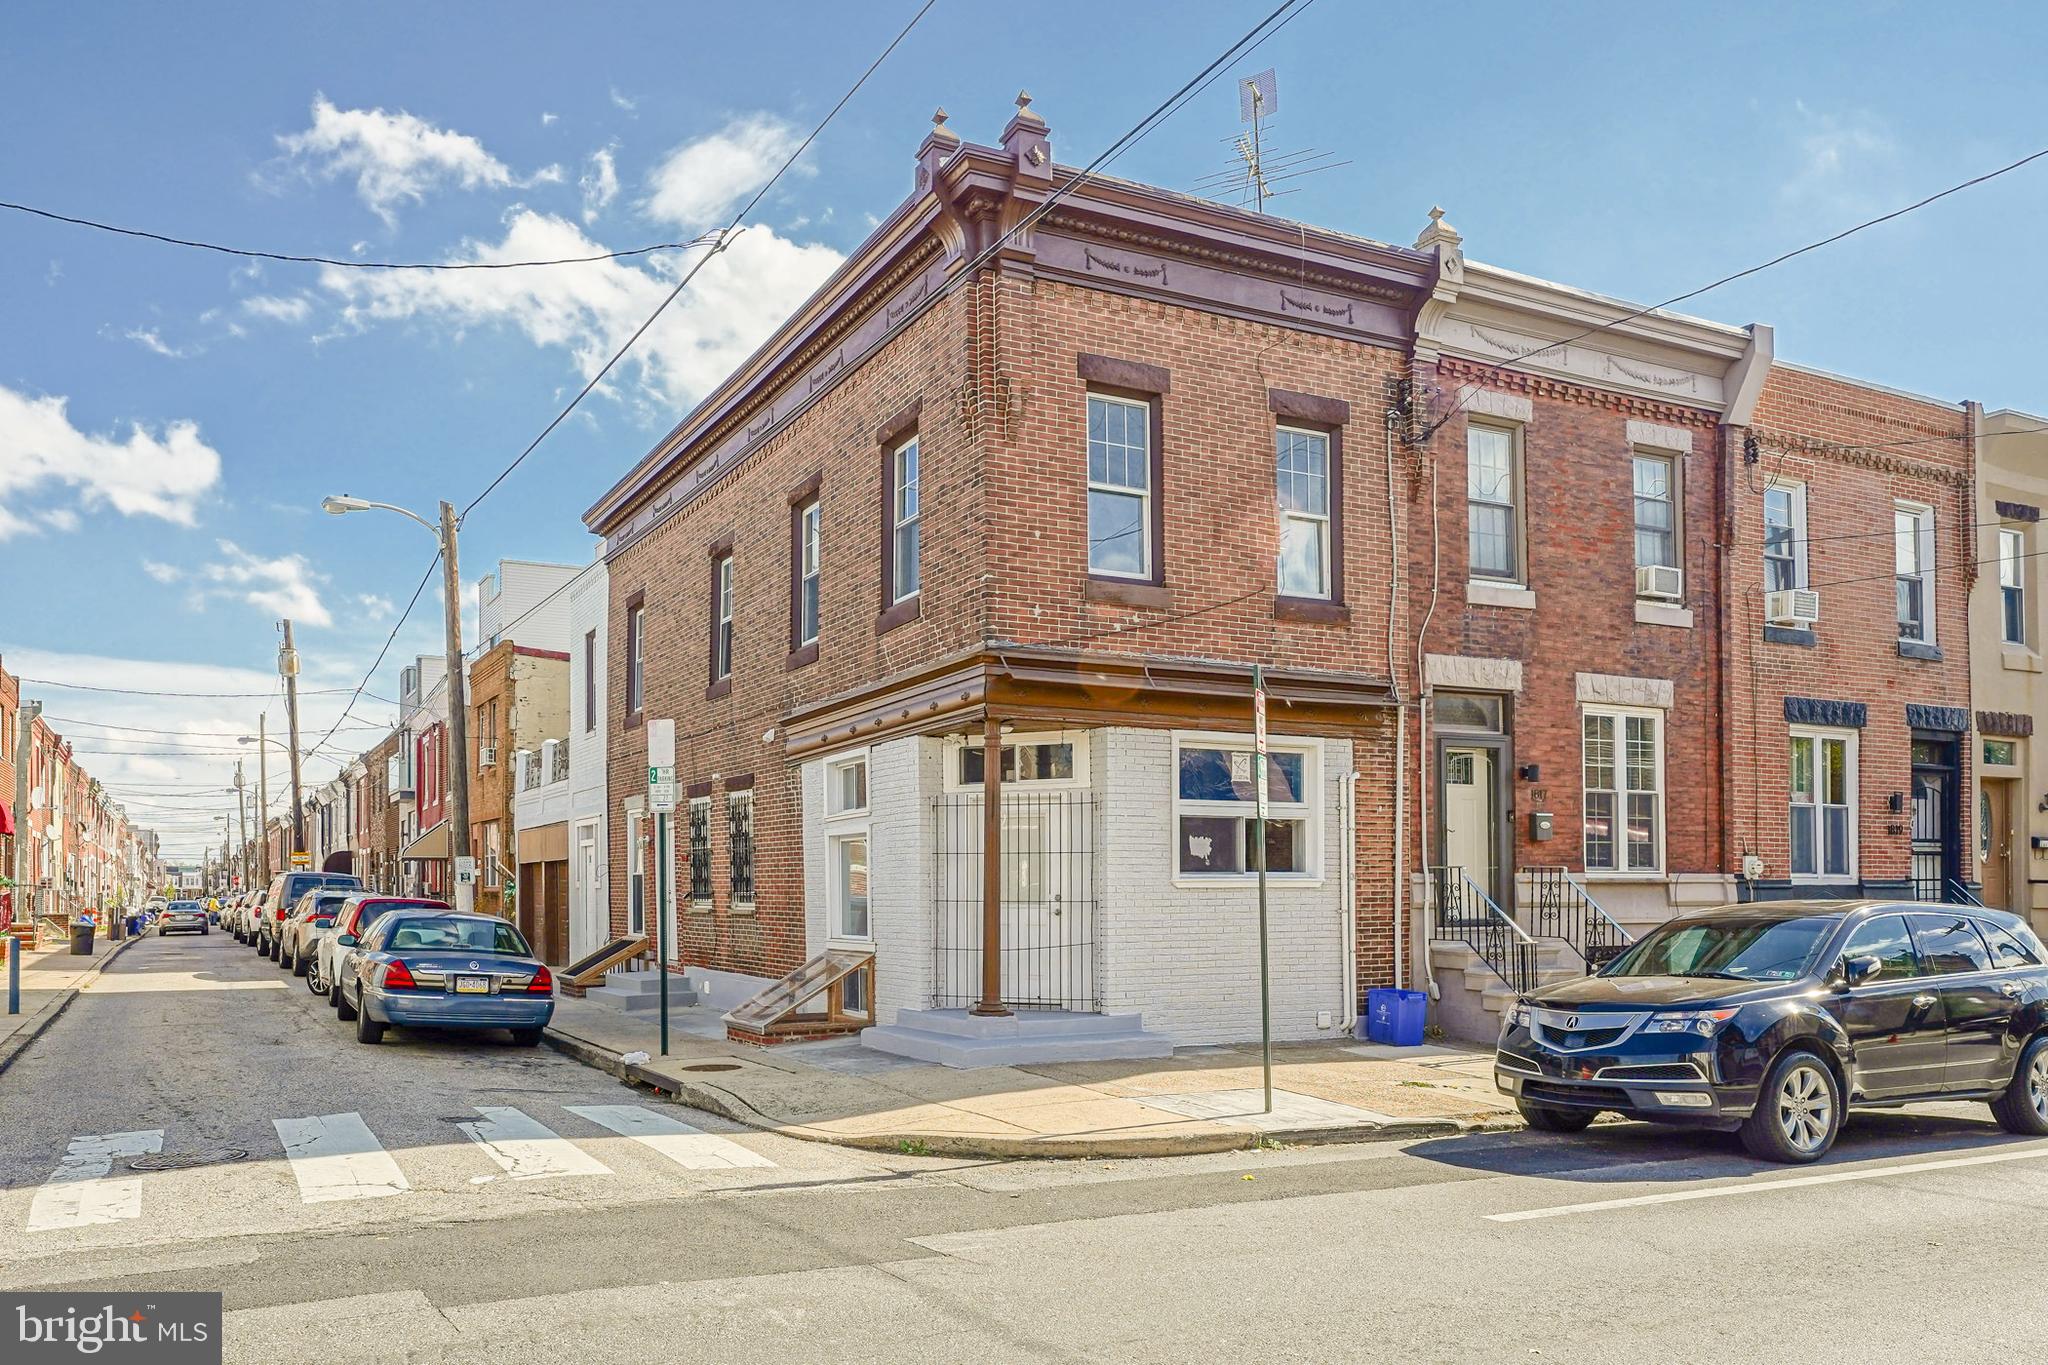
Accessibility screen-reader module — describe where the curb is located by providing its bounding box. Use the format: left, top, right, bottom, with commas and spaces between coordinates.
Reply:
0, 934, 143, 1078
543, 1024, 1525, 1160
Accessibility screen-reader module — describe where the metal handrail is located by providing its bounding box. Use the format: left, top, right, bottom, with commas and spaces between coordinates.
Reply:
1945, 878, 1985, 908
1526, 865, 1634, 972
1428, 865, 1536, 993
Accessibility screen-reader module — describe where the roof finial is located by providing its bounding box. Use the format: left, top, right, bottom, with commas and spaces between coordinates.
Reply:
1016, 90, 1033, 111
932, 107, 949, 129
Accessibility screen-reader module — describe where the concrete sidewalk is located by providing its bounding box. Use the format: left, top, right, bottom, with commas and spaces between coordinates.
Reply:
0, 928, 142, 1073
544, 990, 1519, 1159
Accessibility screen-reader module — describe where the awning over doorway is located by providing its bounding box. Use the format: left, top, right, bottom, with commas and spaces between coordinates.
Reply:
400, 820, 451, 861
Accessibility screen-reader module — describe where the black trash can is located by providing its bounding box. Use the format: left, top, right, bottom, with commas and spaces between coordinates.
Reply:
70, 922, 94, 955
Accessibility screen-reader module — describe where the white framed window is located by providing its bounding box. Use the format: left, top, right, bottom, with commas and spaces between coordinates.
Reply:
1170, 731, 1320, 883
944, 731, 1091, 792
825, 751, 869, 818
797, 499, 822, 647
625, 808, 646, 934
711, 553, 735, 682
1763, 479, 1807, 592
1087, 393, 1152, 578
1466, 422, 1521, 582
1581, 707, 1663, 874
830, 832, 870, 941
1632, 453, 1678, 583
1276, 425, 1331, 598
890, 436, 921, 603
1894, 502, 1935, 644
1789, 728, 1856, 881
2000, 527, 2027, 645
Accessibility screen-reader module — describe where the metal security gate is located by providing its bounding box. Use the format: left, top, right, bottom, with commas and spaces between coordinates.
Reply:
932, 792, 1098, 1011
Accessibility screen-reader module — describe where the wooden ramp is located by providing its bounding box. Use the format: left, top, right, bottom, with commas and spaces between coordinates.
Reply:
724, 949, 875, 1045
556, 936, 651, 998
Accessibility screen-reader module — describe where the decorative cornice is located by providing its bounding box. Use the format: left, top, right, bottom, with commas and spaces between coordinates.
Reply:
1749, 425, 1974, 488
1437, 355, 1717, 429
1040, 211, 1411, 303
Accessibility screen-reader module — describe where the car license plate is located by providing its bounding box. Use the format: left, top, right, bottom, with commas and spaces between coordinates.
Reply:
455, 975, 491, 995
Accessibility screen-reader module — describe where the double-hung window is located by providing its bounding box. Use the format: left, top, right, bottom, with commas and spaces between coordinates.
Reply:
1087, 393, 1152, 578
710, 553, 734, 683
794, 499, 821, 648
687, 796, 711, 906
1789, 729, 1855, 881
889, 437, 921, 604
625, 808, 646, 933
1895, 503, 1934, 643
824, 752, 869, 941
1582, 709, 1662, 873
1763, 481, 1806, 592
1172, 733, 1318, 880
1276, 425, 1332, 598
624, 600, 646, 718
583, 629, 597, 732
1632, 454, 1678, 589
1999, 527, 2026, 646
1466, 423, 1520, 581
727, 790, 754, 908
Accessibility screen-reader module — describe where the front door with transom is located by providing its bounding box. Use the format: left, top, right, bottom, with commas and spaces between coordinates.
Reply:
1442, 746, 1497, 906
1982, 781, 2016, 913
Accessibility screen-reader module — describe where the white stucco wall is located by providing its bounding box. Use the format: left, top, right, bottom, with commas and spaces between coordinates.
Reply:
566, 559, 608, 959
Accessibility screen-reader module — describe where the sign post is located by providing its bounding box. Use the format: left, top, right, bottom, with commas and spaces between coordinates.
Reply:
1253, 663, 1273, 1115
647, 719, 677, 1057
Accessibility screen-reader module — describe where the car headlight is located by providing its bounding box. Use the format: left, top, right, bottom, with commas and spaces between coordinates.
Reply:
1502, 999, 1531, 1032
1643, 1007, 1739, 1036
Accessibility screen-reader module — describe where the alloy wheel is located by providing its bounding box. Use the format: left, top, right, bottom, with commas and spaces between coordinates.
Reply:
1776, 1062, 1834, 1154
2028, 1052, 2048, 1123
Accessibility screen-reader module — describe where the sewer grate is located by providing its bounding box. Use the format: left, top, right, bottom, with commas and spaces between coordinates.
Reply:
128, 1149, 249, 1172
678, 1063, 742, 1073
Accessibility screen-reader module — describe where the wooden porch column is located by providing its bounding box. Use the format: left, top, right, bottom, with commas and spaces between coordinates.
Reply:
970, 713, 1010, 1016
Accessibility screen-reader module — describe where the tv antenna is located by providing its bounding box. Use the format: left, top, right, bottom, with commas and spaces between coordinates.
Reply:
1190, 68, 1349, 213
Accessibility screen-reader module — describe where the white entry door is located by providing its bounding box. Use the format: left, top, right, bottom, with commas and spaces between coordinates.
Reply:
572, 825, 601, 959
1442, 746, 1497, 906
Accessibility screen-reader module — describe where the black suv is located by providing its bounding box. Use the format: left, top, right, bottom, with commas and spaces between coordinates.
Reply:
1496, 901, 2048, 1162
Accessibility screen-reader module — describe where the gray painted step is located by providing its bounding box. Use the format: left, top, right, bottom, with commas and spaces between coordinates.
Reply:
862, 1008, 1174, 1068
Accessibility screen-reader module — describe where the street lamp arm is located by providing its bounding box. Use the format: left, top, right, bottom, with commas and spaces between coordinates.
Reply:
321, 494, 438, 539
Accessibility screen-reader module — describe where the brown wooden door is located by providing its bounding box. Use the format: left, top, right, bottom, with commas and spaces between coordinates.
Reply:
1983, 781, 2015, 911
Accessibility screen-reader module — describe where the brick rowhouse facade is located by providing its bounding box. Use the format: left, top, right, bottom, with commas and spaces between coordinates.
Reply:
1724, 364, 1976, 901
586, 99, 1431, 1045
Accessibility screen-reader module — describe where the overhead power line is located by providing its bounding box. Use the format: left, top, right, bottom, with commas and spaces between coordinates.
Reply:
0, 199, 724, 271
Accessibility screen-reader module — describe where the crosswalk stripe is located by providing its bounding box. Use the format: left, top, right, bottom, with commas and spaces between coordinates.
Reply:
274, 1113, 410, 1203
27, 1130, 164, 1232
565, 1104, 776, 1171
458, 1106, 613, 1180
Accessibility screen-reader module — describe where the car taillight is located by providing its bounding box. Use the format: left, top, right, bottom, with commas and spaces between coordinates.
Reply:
526, 965, 554, 996
382, 960, 419, 991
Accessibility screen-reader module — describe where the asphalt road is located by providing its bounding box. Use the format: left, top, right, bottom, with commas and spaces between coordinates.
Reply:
5, 930, 2048, 1363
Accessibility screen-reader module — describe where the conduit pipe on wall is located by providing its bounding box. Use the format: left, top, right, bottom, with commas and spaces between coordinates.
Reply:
1343, 769, 1360, 1032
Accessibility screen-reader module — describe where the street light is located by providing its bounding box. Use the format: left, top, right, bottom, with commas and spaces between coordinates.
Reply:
323, 491, 474, 913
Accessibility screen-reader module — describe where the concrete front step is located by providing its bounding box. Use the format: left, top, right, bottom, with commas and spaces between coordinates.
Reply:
862, 1007, 1175, 1068
1428, 938, 1589, 1045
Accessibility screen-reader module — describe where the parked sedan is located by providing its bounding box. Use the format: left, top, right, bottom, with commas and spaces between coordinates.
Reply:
335, 911, 554, 1047
254, 871, 362, 959
278, 890, 355, 977
157, 900, 209, 936
1496, 900, 2048, 1162
314, 895, 450, 1002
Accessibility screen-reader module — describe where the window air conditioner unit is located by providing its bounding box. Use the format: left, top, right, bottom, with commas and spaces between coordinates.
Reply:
1765, 588, 1821, 626
1635, 565, 1683, 600
479, 745, 498, 768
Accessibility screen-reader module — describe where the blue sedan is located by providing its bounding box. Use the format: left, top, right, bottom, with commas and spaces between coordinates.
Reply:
335, 911, 555, 1046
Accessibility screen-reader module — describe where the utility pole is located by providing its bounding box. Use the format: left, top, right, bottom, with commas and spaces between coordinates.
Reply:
440, 500, 474, 914
11, 700, 38, 933
256, 713, 272, 883
280, 621, 307, 869
234, 762, 249, 891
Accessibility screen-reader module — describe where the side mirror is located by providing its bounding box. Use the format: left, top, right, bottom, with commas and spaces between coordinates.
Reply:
1843, 955, 1882, 988
337, 933, 359, 948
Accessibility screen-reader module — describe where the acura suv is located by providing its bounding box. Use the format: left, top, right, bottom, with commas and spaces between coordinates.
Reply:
1495, 901, 2048, 1162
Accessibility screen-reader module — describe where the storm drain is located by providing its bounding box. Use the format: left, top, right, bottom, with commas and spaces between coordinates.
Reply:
128, 1149, 249, 1172
678, 1063, 743, 1073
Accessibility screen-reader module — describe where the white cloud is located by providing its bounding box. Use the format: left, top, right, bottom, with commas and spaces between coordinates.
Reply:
144, 540, 331, 626
41, 508, 80, 532
1783, 103, 1898, 214
142, 560, 181, 583
277, 94, 561, 226
540, 111, 559, 127
356, 593, 396, 621
0, 385, 222, 537
317, 209, 842, 409
580, 146, 619, 223
643, 115, 804, 232
609, 87, 637, 113
242, 294, 313, 324
124, 326, 194, 359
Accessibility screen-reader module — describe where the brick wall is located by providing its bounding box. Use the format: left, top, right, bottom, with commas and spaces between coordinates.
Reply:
1731, 365, 1975, 888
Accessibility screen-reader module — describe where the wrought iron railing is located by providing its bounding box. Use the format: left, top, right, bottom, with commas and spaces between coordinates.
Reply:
1428, 865, 1536, 993
549, 739, 570, 784
932, 792, 1099, 1012
1908, 874, 1982, 906
1525, 865, 1634, 973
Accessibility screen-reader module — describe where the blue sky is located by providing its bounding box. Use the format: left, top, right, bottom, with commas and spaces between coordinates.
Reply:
4, 0, 2046, 855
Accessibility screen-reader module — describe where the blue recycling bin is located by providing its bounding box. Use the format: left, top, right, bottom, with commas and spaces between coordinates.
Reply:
1364, 987, 1427, 1046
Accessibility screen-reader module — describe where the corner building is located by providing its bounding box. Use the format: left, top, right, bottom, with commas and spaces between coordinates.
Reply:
585, 100, 1433, 1052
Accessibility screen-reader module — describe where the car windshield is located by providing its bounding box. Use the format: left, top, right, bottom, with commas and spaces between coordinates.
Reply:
1601, 914, 1840, 982
381, 916, 531, 956
169, 901, 201, 912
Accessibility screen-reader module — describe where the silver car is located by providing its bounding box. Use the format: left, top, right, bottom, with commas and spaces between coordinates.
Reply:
158, 900, 209, 936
